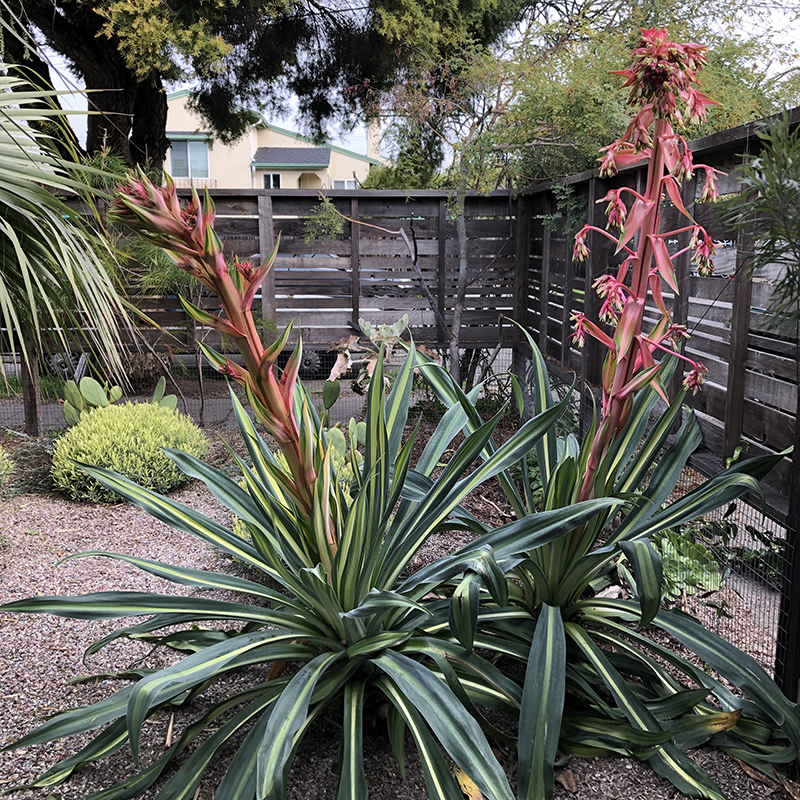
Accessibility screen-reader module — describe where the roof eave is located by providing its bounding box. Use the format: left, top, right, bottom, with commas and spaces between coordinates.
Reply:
251, 163, 329, 169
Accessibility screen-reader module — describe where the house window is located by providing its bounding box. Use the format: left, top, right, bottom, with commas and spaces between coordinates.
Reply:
169, 140, 209, 178
332, 179, 357, 190
263, 173, 281, 189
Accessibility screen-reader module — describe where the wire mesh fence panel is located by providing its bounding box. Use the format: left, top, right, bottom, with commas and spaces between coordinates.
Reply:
665, 466, 787, 677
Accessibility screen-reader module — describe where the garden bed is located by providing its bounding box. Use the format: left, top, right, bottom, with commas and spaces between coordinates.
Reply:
0, 427, 795, 799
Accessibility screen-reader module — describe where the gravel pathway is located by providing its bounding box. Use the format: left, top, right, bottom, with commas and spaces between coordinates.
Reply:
0, 479, 793, 799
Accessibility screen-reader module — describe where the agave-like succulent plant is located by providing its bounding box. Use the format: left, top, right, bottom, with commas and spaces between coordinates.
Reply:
2, 350, 620, 800
411, 337, 797, 800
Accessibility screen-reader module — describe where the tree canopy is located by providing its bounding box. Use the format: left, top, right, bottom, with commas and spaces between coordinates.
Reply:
503, 0, 800, 181
369, 0, 800, 187
4, 0, 527, 169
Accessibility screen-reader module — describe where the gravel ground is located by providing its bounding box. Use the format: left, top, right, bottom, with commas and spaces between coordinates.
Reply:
0, 428, 796, 799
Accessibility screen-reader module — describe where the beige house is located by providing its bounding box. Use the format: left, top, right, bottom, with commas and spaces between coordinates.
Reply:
164, 90, 381, 189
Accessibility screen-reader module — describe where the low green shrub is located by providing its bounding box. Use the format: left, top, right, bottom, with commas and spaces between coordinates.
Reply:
51, 403, 207, 502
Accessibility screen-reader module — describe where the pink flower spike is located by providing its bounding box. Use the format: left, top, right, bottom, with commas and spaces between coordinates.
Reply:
624, 29, 708, 122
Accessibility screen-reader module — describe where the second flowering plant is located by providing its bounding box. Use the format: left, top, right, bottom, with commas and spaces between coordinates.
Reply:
405, 29, 800, 800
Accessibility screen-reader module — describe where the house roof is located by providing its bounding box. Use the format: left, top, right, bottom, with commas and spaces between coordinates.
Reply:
251, 147, 331, 168
166, 91, 381, 166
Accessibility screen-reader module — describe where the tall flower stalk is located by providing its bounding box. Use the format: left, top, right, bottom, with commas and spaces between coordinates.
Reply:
570, 28, 723, 501
109, 178, 321, 527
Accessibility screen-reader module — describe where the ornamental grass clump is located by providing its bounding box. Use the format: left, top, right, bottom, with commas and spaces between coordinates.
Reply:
407, 29, 800, 800
52, 402, 207, 503
1, 172, 617, 800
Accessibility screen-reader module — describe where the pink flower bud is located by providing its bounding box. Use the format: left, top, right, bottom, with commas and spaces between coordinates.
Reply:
573, 226, 590, 261
593, 274, 627, 323
632, 115, 652, 149
690, 228, 717, 276
683, 362, 707, 394
599, 190, 627, 230
681, 87, 716, 125
599, 144, 620, 177
672, 145, 693, 183
236, 258, 257, 282
570, 311, 587, 348
668, 324, 690, 348
220, 361, 244, 382
699, 168, 720, 203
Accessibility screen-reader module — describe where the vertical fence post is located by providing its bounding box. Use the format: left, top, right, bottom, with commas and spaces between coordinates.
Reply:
438, 197, 447, 344
722, 253, 753, 460
579, 177, 607, 437
776, 363, 800, 700
723, 141, 755, 461
21, 338, 41, 437
538, 193, 552, 357
350, 198, 360, 324
561, 190, 576, 372
512, 194, 532, 410
258, 194, 277, 332
514, 194, 532, 333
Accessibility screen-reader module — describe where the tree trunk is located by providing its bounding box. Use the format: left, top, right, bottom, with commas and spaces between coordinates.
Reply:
21, 332, 42, 437
83, 63, 138, 165
131, 76, 169, 172
22, 2, 167, 170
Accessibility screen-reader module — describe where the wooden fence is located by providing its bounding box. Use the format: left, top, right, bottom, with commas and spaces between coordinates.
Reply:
134, 189, 519, 353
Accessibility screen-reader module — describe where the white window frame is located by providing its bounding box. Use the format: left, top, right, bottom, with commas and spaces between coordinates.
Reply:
169, 140, 209, 179
263, 172, 282, 189
332, 179, 357, 190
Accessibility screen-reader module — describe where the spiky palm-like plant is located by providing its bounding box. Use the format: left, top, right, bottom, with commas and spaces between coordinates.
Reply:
0, 71, 126, 377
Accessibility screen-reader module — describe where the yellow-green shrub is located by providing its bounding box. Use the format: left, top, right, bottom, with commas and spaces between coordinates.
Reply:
52, 403, 207, 503
0, 444, 13, 486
